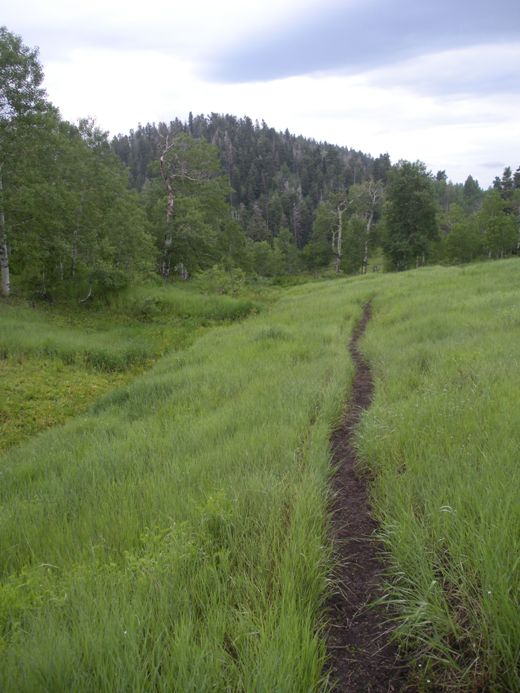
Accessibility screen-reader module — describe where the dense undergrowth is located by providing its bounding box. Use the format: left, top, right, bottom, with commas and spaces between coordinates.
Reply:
0, 278, 369, 691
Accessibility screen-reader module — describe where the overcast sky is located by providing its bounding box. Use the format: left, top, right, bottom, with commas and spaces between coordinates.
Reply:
5, 0, 520, 187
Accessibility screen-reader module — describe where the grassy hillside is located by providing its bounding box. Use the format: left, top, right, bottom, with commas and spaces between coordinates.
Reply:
0, 279, 371, 691
1, 261, 519, 691
357, 260, 520, 691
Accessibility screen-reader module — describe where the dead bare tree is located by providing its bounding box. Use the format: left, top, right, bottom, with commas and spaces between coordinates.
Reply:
0, 164, 10, 296
331, 199, 349, 274
362, 180, 384, 274
158, 132, 215, 280
349, 180, 385, 274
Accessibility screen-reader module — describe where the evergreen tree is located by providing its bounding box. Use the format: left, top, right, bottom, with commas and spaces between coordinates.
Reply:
462, 175, 483, 214
111, 115, 382, 255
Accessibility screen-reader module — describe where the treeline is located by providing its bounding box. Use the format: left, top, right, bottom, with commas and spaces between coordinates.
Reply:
0, 28, 153, 301
1, 27, 519, 302
383, 164, 520, 270
112, 114, 391, 248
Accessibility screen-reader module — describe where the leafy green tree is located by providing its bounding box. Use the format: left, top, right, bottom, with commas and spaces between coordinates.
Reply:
152, 131, 231, 278
7, 115, 154, 300
250, 240, 281, 276
304, 200, 336, 269
441, 204, 483, 264
0, 26, 50, 296
1, 29, 155, 301
342, 217, 366, 274
382, 160, 438, 270
215, 217, 251, 272
274, 227, 301, 274
512, 188, 520, 253
479, 190, 517, 259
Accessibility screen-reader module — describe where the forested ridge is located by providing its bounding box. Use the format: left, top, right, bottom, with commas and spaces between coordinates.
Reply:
2, 26, 520, 303
111, 114, 390, 248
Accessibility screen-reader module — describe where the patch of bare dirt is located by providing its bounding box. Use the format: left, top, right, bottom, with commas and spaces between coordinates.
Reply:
326, 303, 408, 692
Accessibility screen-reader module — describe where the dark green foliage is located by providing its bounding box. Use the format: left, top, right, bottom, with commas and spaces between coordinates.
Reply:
382, 161, 438, 270
462, 175, 484, 214
304, 202, 335, 270
112, 115, 387, 252
0, 26, 46, 121
440, 204, 483, 264
142, 132, 234, 277
342, 217, 366, 274
1, 26, 53, 296
4, 27, 520, 291
480, 190, 517, 258
7, 117, 154, 300
0, 28, 155, 301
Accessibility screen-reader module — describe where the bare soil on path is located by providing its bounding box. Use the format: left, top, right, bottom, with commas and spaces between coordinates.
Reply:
326, 303, 408, 692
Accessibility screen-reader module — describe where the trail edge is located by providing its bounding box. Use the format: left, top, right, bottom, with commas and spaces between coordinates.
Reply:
325, 302, 407, 692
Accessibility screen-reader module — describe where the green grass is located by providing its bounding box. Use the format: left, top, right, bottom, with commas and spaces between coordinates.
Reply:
0, 283, 259, 371
0, 285, 261, 453
0, 278, 371, 691
1, 262, 519, 691
0, 357, 135, 454
110, 282, 263, 323
356, 260, 520, 691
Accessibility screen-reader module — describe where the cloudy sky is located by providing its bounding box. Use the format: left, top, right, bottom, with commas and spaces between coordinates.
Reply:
5, 0, 520, 186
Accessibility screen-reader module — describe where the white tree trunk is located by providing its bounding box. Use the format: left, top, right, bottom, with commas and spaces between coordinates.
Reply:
335, 201, 347, 274
0, 170, 10, 297
363, 210, 374, 274
160, 137, 176, 279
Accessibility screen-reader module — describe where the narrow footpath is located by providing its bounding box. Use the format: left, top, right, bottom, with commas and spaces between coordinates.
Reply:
326, 303, 407, 692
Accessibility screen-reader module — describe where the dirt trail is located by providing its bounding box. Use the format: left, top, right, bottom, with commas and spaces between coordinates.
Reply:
326, 303, 407, 692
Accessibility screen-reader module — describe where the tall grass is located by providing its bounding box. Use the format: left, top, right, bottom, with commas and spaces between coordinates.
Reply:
111, 283, 261, 323
0, 282, 258, 372
0, 279, 371, 691
3, 262, 518, 690
0, 304, 151, 371
357, 260, 520, 691
0, 285, 261, 452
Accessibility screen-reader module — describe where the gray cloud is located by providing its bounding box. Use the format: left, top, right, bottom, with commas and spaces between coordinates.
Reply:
482, 161, 507, 169
208, 0, 520, 84
364, 42, 520, 97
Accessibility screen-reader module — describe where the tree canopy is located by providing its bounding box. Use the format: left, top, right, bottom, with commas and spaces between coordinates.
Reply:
1, 26, 519, 300
382, 161, 438, 270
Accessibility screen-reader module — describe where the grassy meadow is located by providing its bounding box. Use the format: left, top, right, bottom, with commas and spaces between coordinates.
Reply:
0, 279, 370, 691
357, 260, 520, 691
1, 261, 519, 691
0, 286, 259, 453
